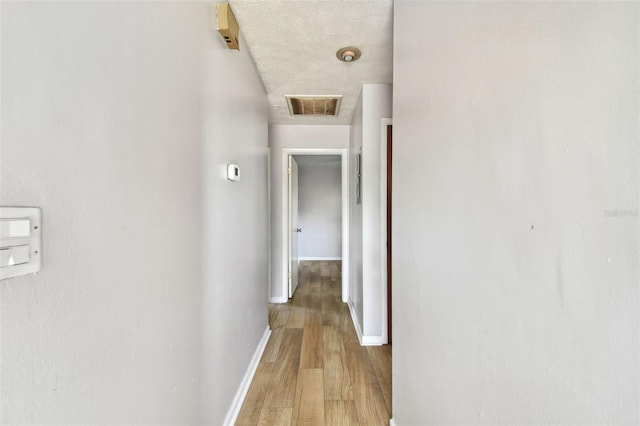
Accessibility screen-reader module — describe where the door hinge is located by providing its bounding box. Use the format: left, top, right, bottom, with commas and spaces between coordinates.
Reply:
288, 167, 292, 175
288, 272, 292, 278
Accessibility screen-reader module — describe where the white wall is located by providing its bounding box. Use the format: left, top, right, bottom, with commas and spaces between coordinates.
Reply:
199, 3, 269, 424
348, 85, 392, 343
298, 166, 342, 260
349, 94, 364, 337
0, 2, 268, 424
393, 2, 639, 425
268, 125, 349, 301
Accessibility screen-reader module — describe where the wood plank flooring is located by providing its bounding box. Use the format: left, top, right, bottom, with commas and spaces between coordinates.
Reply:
236, 261, 392, 426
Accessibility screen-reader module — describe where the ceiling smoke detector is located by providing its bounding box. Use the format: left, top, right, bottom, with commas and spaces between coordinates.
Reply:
337, 47, 361, 62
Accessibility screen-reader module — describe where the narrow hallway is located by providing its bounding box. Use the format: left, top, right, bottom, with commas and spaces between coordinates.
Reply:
236, 261, 392, 425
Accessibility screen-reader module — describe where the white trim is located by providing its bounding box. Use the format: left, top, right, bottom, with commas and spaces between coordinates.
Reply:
389, 418, 397, 426
281, 151, 288, 300
380, 118, 392, 345
348, 299, 384, 346
340, 150, 349, 304
281, 148, 349, 303
223, 326, 272, 426
269, 296, 288, 304
267, 147, 272, 302
361, 335, 384, 346
299, 257, 342, 261
348, 300, 363, 343
288, 155, 295, 297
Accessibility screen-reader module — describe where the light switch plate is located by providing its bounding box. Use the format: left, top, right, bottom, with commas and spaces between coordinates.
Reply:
0, 207, 41, 280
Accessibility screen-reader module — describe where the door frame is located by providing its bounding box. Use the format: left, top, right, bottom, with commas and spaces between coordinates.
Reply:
281, 148, 349, 303
287, 155, 299, 297
380, 118, 392, 344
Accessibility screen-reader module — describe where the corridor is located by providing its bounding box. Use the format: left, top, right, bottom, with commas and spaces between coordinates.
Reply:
236, 261, 392, 425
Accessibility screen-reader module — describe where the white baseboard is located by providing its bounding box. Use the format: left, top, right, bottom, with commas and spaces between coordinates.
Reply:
347, 299, 362, 344
361, 334, 384, 346
389, 418, 397, 426
269, 296, 288, 304
347, 300, 384, 346
299, 257, 342, 261
347, 300, 364, 343
223, 326, 271, 426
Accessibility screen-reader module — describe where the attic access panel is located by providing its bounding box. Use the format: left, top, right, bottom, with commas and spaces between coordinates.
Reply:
286, 96, 342, 116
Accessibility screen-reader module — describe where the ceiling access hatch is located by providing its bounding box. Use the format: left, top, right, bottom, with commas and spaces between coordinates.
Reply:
286, 95, 342, 116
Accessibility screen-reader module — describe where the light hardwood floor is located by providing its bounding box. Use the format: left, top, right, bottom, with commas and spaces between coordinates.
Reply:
236, 261, 392, 426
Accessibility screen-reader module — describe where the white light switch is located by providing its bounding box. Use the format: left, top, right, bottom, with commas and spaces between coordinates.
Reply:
0, 219, 31, 238
0, 245, 30, 267
0, 207, 41, 280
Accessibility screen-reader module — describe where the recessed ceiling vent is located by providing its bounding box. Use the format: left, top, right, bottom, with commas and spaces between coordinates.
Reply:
286, 95, 342, 116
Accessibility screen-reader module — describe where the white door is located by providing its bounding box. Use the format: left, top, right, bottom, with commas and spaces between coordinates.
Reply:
288, 155, 300, 297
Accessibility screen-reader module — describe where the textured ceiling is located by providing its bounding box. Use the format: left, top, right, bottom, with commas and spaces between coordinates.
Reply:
228, 0, 393, 125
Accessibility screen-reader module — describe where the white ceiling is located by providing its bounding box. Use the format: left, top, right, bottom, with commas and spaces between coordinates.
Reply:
228, 0, 393, 125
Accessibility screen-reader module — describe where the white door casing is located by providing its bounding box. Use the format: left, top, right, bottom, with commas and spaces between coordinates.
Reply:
288, 155, 300, 297
281, 148, 349, 304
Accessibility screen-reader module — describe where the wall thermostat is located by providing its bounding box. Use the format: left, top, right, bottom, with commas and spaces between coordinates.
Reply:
227, 164, 240, 182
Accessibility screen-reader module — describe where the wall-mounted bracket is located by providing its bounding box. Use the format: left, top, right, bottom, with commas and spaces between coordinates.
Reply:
216, 3, 240, 50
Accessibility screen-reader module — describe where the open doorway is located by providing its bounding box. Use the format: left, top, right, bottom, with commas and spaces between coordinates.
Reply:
281, 148, 349, 302
293, 154, 342, 263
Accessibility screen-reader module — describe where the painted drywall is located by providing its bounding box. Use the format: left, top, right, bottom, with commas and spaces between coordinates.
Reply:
297, 164, 342, 259
268, 125, 349, 301
348, 85, 392, 342
361, 84, 392, 339
349, 94, 365, 337
199, 2, 269, 424
393, 2, 639, 424
0, 2, 268, 425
